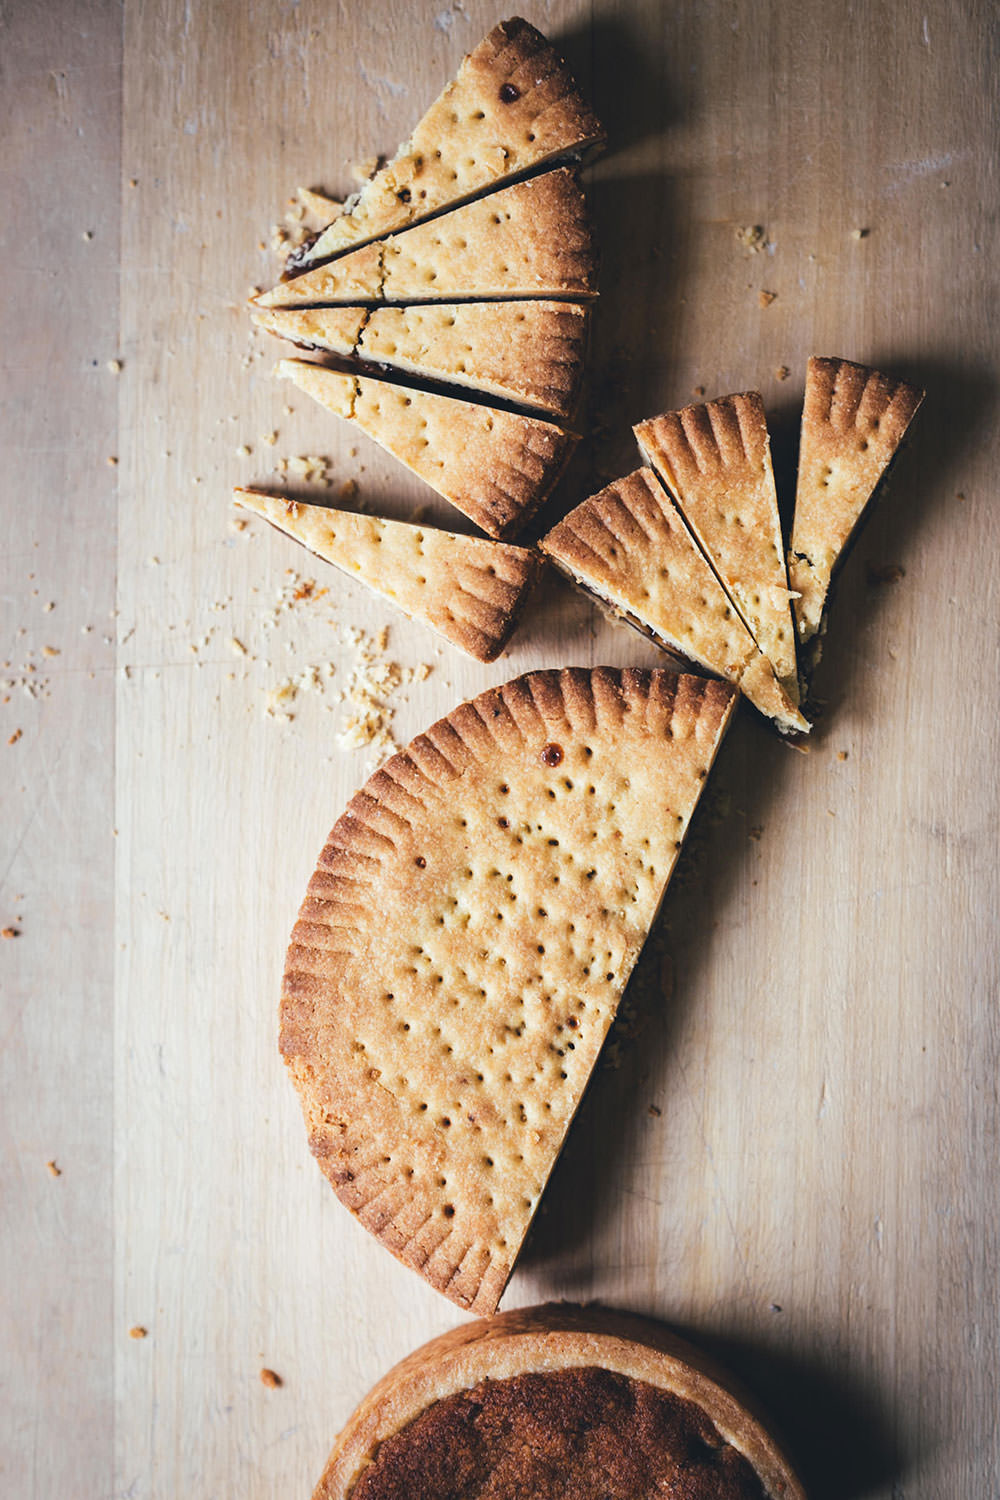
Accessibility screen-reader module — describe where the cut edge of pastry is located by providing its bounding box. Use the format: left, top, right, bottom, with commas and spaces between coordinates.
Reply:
540, 470, 809, 738
289, 16, 605, 273
281, 669, 737, 1319
634, 393, 800, 704
276, 357, 579, 541
252, 300, 590, 422
789, 355, 925, 645
313, 1302, 807, 1500
232, 487, 544, 663
255, 167, 599, 311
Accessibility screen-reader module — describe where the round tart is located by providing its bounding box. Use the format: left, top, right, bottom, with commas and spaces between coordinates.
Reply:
313, 1302, 806, 1499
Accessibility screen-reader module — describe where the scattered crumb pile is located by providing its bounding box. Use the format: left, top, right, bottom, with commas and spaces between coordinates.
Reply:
268, 186, 344, 264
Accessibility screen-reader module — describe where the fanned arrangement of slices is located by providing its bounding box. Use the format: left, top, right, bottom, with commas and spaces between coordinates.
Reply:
249, 15, 602, 595
265, 351, 923, 1327
284, 17, 604, 271
236, 26, 927, 1494
540, 363, 923, 737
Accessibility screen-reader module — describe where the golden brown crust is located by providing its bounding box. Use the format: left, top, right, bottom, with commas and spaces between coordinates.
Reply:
789, 356, 924, 642
540, 469, 808, 735
281, 670, 736, 1317
635, 392, 799, 700
256, 169, 598, 309
314, 1303, 806, 1500
252, 305, 366, 355
253, 301, 589, 421
232, 489, 543, 662
296, 18, 604, 269
278, 359, 577, 539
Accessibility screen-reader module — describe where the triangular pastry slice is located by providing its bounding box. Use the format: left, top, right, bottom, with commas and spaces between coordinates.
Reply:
635, 392, 799, 702
290, 17, 603, 272
540, 469, 809, 735
233, 490, 543, 662
253, 301, 589, 420
278, 359, 577, 540
789, 356, 925, 644
256, 169, 597, 309
281, 668, 737, 1314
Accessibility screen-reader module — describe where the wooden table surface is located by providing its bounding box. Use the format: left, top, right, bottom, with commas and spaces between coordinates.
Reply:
2, 1, 997, 1496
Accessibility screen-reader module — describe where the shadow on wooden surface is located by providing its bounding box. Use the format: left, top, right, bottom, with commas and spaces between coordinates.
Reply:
518, 708, 792, 1258
801, 356, 997, 728
665, 1320, 905, 1500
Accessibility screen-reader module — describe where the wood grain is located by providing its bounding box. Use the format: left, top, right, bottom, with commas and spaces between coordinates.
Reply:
3, 1, 998, 1497
0, 2, 120, 1496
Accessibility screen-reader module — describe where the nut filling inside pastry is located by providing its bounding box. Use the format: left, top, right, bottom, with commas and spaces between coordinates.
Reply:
349, 1366, 768, 1500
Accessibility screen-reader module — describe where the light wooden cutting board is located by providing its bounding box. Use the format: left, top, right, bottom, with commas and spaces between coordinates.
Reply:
2, 1, 997, 1497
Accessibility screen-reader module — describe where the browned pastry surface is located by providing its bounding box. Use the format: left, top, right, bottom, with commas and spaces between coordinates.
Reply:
789, 355, 924, 643
635, 392, 799, 700
278, 359, 578, 539
232, 490, 543, 663
292, 17, 604, 270
281, 672, 736, 1315
351, 1367, 767, 1500
256, 168, 598, 309
252, 300, 590, 421
540, 469, 808, 735
314, 1303, 805, 1500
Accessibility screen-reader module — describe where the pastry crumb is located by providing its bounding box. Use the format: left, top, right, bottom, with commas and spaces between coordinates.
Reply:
647, 1104, 662, 1118
758, 289, 776, 308
46, 1159, 61, 1177
775, 364, 790, 381
735, 224, 766, 253
692, 385, 706, 398
237, 444, 252, 458
851, 227, 870, 239
260, 1367, 282, 1388
2, 926, 19, 939
351, 154, 384, 183
108, 455, 118, 466
107, 358, 122, 374
279, 454, 330, 484
8, 730, 22, 745
129, 1325, 147, 1340
748, 826, 763, 841
42, 646, 60, 658
837, 750, 849, 761
260, 430, 278, 447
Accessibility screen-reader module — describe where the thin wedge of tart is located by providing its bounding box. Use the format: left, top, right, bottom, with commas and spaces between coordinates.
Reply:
312, 1303, 806, 1500
281, 669, 736, 1315
289, 17, 603, 273
233, 490, 543, 662
540, 469, 809, 736
635, 392, 800, 702
256, 168, 597, 309
252, 301, 589, 421
278, 359, 577, 540
789, 356, 924, 645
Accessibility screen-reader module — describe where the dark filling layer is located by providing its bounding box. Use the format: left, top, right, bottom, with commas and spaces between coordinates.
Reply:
351, 1366, 767, 1500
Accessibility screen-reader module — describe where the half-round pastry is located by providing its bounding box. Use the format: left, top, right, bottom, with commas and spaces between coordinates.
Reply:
313, 1302, 806, 1500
